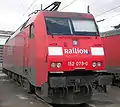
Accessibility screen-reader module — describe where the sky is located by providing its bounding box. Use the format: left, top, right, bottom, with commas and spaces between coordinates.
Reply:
0, 0, 120, 32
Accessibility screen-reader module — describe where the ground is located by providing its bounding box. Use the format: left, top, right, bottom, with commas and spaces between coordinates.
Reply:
0, 71, 51, 107
89, 86, 120, 107
0, 70, 120, 107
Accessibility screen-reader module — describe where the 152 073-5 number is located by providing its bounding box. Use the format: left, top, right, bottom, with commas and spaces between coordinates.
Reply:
68, 61, 88, 66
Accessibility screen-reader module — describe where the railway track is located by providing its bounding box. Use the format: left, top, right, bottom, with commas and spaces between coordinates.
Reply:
2, 69, 120, 107
3, 70, 119, 107
5, 69, 120, 107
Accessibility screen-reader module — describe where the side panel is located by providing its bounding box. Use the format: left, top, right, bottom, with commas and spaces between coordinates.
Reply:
3, 39, 15, 71
14, 32, 25, 75
3, 32, 24, 74
25, 26, 36, 86
3, 26, 37, 86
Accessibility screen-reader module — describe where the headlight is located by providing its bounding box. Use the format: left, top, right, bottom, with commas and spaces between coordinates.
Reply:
92, 62, 96, 67
97, 62, 102, 67
57, 63, 61, 68
51, 63, 56, 68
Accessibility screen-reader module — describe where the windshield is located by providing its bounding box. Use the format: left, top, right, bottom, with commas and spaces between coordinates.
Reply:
45, 17, 72, 35
45, 17, 98, 36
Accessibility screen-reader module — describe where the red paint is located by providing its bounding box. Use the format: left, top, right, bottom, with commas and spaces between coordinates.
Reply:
102, 34, 120, 68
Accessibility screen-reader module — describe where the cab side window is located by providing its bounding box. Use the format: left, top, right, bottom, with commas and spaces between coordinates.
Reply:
29, 24, 34, 39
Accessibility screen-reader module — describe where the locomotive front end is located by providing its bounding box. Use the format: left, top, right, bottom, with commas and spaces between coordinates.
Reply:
48, 40, 105, 72
39, 12, 112, 104
47, 40, 105, 104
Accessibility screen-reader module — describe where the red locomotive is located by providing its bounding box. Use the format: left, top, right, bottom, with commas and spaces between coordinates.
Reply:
101, 29, 120, 85
101, 29, 120, 72
3, 1, 112, 104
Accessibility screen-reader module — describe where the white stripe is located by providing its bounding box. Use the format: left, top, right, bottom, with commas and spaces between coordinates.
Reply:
48, 47, 63, 56
91, 47, 104, 56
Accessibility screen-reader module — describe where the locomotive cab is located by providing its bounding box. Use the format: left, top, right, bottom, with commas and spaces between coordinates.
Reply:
45, 15, 104, 71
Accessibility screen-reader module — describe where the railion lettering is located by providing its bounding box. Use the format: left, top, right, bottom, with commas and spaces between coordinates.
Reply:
64, 48, 88, 54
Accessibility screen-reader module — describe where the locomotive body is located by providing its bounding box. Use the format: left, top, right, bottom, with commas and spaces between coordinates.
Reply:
101, 29, 120, 73
101, 29, 120, 86
3, 9, 112, 104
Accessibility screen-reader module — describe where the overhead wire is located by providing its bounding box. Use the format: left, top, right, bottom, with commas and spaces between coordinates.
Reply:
96, 5, 120, 17
22, 0, 38, 17
14, 0, 75, 30
106, 12, 120, 20
13, 2, 25, 31
97, 12, 120, 23
59, 0, 79, 11
14, 0, 38, 30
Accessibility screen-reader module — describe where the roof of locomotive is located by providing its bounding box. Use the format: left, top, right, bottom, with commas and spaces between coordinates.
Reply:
39, 11, 94, 19
27, 11, 95, 25
9, 11, 95, 40
100, 28, 120, 37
